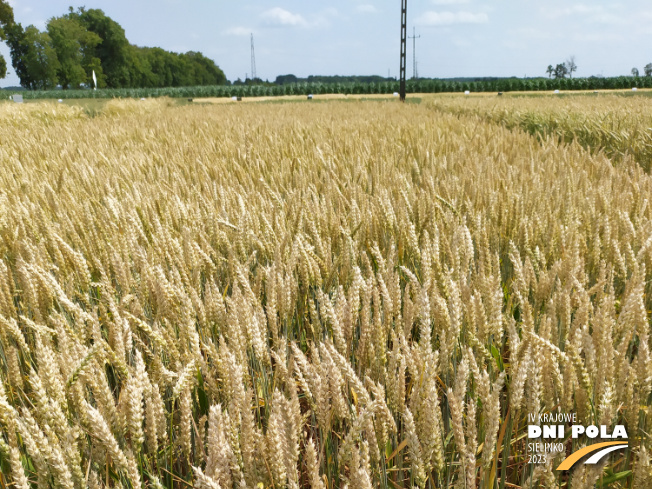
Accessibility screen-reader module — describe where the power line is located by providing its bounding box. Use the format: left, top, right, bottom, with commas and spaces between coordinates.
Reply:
251, 33, 257, 81
408, 27, 420, 80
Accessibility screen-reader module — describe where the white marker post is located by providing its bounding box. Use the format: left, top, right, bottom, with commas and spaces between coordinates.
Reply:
92, 70, 97, 91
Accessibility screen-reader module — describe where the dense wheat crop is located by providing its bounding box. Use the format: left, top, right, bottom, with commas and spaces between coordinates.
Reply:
430, 94, 652, 172
0, 97, 650, 489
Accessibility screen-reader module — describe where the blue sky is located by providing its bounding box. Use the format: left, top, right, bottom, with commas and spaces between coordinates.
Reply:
2, 0, 651, 86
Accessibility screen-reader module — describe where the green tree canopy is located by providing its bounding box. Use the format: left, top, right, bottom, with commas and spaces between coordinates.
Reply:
275, 74, 299, 85
6, 24, 60, 89
0, 0, 15, 78
47, 15, 102, 89
183, 51, 227, 85
69, 7, 226, 89
132, 46, 226, 88
0, 0, 13, 37
5, 5, 226, 89
554, 63, 569, 79
71, 8, 132, 87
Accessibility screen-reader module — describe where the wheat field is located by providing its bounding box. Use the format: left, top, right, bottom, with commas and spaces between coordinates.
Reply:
0, 97, 650, 489
429, 94, 652, 172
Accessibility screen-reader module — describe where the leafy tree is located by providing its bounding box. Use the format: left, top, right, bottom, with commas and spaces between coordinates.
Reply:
632, 67, 640, 77
554, 63, 568, 79
0, 0, 12, 28
139, 47, 172, 87
645, 63, 652, 77
124, 45, 154, 87
4, 4, 225, 89
6, 24, 59, 89
72, 8, 131, 87
5, 23, 27, 83
183, 51, 226, 85
0, 0, 14, 78
47, 16, 102, 88
133, 46, 226, 88
565, 56, 577, 78
275, 74, 299, 85
170, 54, 193, 86
546, 65, 554, 78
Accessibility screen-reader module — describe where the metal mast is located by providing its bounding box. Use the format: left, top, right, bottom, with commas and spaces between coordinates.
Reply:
251, 33, 257, 81
399, 0, 407, 101
408, 27, 420, 79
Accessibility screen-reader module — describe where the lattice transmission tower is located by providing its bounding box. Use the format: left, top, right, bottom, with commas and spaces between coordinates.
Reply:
408, 27, 420, 79
251, 34, 257, 80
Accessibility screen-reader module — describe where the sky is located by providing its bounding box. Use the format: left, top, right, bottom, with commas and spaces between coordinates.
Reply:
1, 0, 651, 86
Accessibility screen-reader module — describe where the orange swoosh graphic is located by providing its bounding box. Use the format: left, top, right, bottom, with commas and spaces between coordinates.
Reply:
556, 442, 627, 471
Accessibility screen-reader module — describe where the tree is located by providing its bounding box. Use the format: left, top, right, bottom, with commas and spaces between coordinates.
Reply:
139, 47, 171, 87
72, 8, 132, 87
0, 0, 12, 29
645, 63, 652, 77
183, 51, 226, 85
632, 67, 640, 77
5, 23, 28, 83
275, 74, 299, 85
565, 56, 577, 78
4, 4, 225, 89
0, 0, 15, 78
554, 63, 568, 79
546, 65, 554, 78
6, 24, 60, 89
47, 16, 102, 88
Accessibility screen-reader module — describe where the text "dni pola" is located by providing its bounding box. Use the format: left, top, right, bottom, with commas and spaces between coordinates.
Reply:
528, 425, 628, 439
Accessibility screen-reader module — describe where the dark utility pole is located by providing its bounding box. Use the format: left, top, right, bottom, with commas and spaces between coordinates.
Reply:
408, 27, 420, 79
399, 0, 407, 101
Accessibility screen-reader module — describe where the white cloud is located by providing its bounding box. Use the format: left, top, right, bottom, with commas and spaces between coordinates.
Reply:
356, 5, 378, 13
573, 32, 623, 42
416, 11, 489, 26
223, 26, 254, 36
262, 7, 308, 27
588, 13, 624, 24
551, 5, 600, 17
431, 0, 471, 5
543, 4, 622, 23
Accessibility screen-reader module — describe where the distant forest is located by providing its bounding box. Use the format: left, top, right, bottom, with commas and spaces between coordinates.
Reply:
0, 2, 226, 90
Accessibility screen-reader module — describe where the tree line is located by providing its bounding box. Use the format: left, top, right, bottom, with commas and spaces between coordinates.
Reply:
0, 3, 226, 90
546, 56, 652, 80
630, 64, 652, 78
10, 75, 652, 102
546, 56, 578, 79
273, 74, 397, 85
